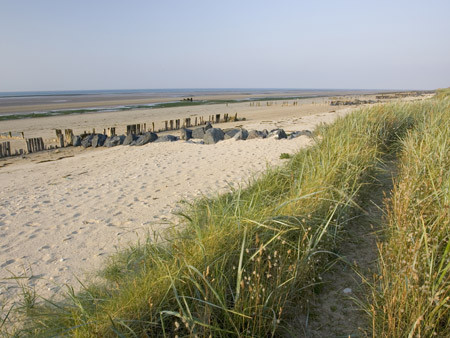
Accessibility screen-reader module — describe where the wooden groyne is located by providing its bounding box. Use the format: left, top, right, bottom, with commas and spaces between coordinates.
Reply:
0, 113, 241, 159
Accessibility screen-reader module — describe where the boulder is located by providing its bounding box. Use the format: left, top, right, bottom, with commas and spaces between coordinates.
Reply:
247, 130, 264, 139
288, 130, 312, 138
269, 129, 287, 140
104, 135, 125, 147
91, 134, 107, 148
233, 129, 249, 141
154, 135, 178, 143
204, 122, 213, 131
262, 129, 269, 138
131, 132, 158, 146
224, 128, 241, 140
81, 134, 94, 148
72, 135, 82, 147
123, 134, 137, 146
204, 128, 224, 144
180, 128, 192, 141
192, 127, 205, 139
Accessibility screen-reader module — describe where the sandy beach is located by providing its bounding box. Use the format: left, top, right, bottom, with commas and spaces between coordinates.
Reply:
0, 95, 391, 305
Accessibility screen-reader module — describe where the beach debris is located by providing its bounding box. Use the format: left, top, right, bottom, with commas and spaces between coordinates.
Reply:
154, 135, 178, 142
131, 132, 158, 146
343, 288, 352, 294
204, 128, 224, 144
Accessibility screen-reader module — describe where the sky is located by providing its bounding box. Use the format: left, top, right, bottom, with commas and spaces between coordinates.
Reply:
1, 0, 449, 91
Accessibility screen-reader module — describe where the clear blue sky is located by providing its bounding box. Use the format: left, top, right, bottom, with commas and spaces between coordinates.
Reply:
1, 0, 449, 91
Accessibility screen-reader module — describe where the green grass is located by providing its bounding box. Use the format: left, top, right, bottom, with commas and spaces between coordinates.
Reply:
4, 99, 446, 336
370, 97, 450, 337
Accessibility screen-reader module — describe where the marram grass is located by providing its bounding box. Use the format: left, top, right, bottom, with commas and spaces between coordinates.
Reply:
370, 97, 450, 337
3, 99, 446, 336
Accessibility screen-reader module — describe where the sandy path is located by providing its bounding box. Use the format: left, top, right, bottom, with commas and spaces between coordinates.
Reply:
0, 108, 350, 307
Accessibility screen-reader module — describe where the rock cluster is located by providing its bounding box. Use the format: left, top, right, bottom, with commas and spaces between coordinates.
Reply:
72, 124, 312, 149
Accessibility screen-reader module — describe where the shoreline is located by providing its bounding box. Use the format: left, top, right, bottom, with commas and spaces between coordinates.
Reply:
0, 89, 386, 116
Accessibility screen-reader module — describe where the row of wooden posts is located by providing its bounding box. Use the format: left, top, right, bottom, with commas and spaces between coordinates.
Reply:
0, 113, 238, 159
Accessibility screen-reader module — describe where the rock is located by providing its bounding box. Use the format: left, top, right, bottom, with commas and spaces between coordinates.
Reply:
131, 132, 158, 146
123, 134, 137, 146
154, 135, 178, 142
81, 134, 94, 148
104, 135, 124, 147
247, 130, 264, 139
343, 288, 352, 294
262, 129, 269, 138
91, 134, 107, 148
204, 122, 213, 131
192, 127, 206, 139
269, 129, 287, 140
288, 130, 313, 139
204, 128, 224, 144
233, 129, 249, 141
72, 135, 82, 147
180, 128, 192, 141
224, 128, 241, 140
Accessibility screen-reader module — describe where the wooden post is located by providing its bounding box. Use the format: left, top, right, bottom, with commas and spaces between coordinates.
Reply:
136, 124, 141, 135
59, 134, 64, 148
194, 117, 198, 126
143, 123, 146, 132
224, 114, 228, 122
39, 138, 45, 151
152, 122, 155, 132
127, 125, 131, 135
164, 121, 168, 131
215, 114, 220, 123
65, 129, 73, 146
176, 119, 180, 129
170, 120, 174, 130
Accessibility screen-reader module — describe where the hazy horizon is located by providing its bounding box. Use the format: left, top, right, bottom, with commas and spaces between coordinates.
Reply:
1, 0, 449, 92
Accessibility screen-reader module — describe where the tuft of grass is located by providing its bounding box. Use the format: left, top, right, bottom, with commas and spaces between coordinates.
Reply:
279, 153, 292, 159
5, 99, 443, 336
370, 97, 450, 337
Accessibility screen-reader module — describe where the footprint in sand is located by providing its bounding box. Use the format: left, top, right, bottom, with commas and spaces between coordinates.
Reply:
1, 259, 15, 268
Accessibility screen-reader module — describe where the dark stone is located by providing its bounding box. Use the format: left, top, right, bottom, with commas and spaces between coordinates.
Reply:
131, 132, 158, 146
104, 135, 124, 147
192, 127, 205, 139
262, 129, 269, 138
91, 134, 107, 148
224, 128, 241, 140
73, 135, 82, 147
123, 134, 137, 146
269, 129, 287, 140
204, 122, 213, 131
204, 128, 224, 144
81, 134, 94, 148
154, 135, 178, 142
247, 130, 264, 139
180, 128, 192, 141
233, 129, 249, 140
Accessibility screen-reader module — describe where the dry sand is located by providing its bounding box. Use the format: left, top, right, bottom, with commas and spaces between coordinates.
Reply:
0, 99, 356, 307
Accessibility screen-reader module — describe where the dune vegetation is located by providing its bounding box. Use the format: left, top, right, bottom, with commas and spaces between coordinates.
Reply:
2, 94, 448, 336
